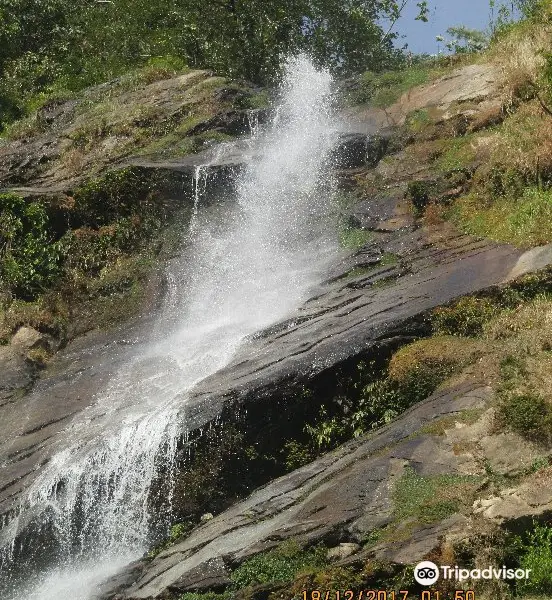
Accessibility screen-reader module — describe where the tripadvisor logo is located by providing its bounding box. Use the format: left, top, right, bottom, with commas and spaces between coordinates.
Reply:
414, 561, 531, 586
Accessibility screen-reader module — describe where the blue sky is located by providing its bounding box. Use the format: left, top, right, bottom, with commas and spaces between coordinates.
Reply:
394, 0, 497, 55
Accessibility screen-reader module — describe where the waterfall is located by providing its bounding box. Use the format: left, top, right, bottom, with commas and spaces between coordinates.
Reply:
0, 54, 339, 600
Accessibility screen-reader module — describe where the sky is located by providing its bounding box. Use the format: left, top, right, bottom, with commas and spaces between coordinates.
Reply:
394, 0, 498, 55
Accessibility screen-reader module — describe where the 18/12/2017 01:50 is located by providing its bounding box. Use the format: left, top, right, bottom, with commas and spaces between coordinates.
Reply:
301, 592, 477, 600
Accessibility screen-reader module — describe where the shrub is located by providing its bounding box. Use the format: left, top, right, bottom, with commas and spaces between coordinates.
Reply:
499, 391, 552, 441
230, 541, 327, 588
73, 168, 160, 227
388, 336, 482, 399
513, 522, 552, 596
432, 296, 499, 337
283, 440, 316, 471
406, 180, 433, 215
61, 216, 159, 277
0, 193, 62, 299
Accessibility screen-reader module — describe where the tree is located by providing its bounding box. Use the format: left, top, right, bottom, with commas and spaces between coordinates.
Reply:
437, 26, 489, 54
0, 0, 429, 127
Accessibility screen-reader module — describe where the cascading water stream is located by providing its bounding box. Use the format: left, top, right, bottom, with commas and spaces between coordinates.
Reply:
0, 55, 340, 600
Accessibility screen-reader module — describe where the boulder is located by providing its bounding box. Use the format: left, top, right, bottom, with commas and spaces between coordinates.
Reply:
11, 326, 45, 351
327, 543, 361, 561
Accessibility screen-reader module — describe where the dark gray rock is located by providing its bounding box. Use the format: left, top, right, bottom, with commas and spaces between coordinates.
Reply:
167, 556, 231, 593
332, 133, 388, 169
0, 346, 34, 405
119, 383, 490, 599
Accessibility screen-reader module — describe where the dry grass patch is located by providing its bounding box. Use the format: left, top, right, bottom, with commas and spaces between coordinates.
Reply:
484, 296, 552, 341
487, 16, 552, 103
451, 187, 552, 248
388, 336, 483, 399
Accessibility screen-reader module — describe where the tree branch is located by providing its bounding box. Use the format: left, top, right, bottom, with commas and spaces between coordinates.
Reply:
380, 0, 409, 45
528, 81, 552, 118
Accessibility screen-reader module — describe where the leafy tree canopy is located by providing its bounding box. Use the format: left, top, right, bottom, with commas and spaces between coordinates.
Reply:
0, 0, 427, 127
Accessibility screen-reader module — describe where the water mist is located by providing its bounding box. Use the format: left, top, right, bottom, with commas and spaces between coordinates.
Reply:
0, 55, 339, 600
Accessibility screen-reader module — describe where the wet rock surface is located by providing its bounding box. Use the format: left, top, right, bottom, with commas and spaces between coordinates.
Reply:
182, 229, 552, 433
115, 383, 490, 599
2, 213, 551, 554
0, 320, 154, 525
0, 60, 549, 598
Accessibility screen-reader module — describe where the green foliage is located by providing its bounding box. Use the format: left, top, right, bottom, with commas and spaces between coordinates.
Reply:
230, 541, 327, 588
489, 0, 542, 36
283, 440, 316, 471
73, 168, 159, 226
406, 180, 433, 215
339, 225, 372, 250
304, 406, 350, 449
0, 0, 419, 127
302, 359, 432, 452
350, 66, 431, 107
0, 193, 62, 299
62, 222, 139, 276
436, 135, 478, 173
432, 296, 499, 337
0, 167, 185, 334
389, 336, 481, 401
301, 338, 478, 454
499, 391, 552, 441
511, 522, 552, 595
453, 187, 552, 248
393, 467, 479, 524
499, 354, 527, 383
179, 594, 231, 600
497, 352, 552, 441
406, 109, 430, 133
437, 26, 488, 54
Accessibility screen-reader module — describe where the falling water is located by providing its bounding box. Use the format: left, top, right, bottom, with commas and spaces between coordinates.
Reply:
0, 55, 339, 600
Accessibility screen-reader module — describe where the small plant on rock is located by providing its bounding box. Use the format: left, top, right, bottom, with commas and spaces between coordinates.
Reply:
230, 541, 327, 588
432, 296, 499, 337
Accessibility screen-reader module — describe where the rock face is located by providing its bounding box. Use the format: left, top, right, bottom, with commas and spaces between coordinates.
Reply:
0, 320, 152, 525
2, 216, 551, 556
0, 71, 257, 194
182, 230, 552, 433
347, 63, 502, 131
116, 383, 490, 599
0, 60, 550, 598
0, 326, 56, 405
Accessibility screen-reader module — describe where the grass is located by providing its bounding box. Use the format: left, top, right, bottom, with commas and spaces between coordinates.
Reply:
388, 336, 483, 396
418, 408, 486, 437
180, 594, 231, 600
451, 186, 552, 248
351, 67, 433, 108
230, 541, 328, 588
499, 391, 552, 441
495, 351, 552, 443
393, 467, 481, 524
339, 225, 372, 250
513, 523, 552, 596
436, 134, 479, 173
406, 108, 430, 133
432, 296, 500, 337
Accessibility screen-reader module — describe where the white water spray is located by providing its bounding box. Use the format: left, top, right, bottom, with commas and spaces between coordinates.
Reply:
0, 55, 339, 600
